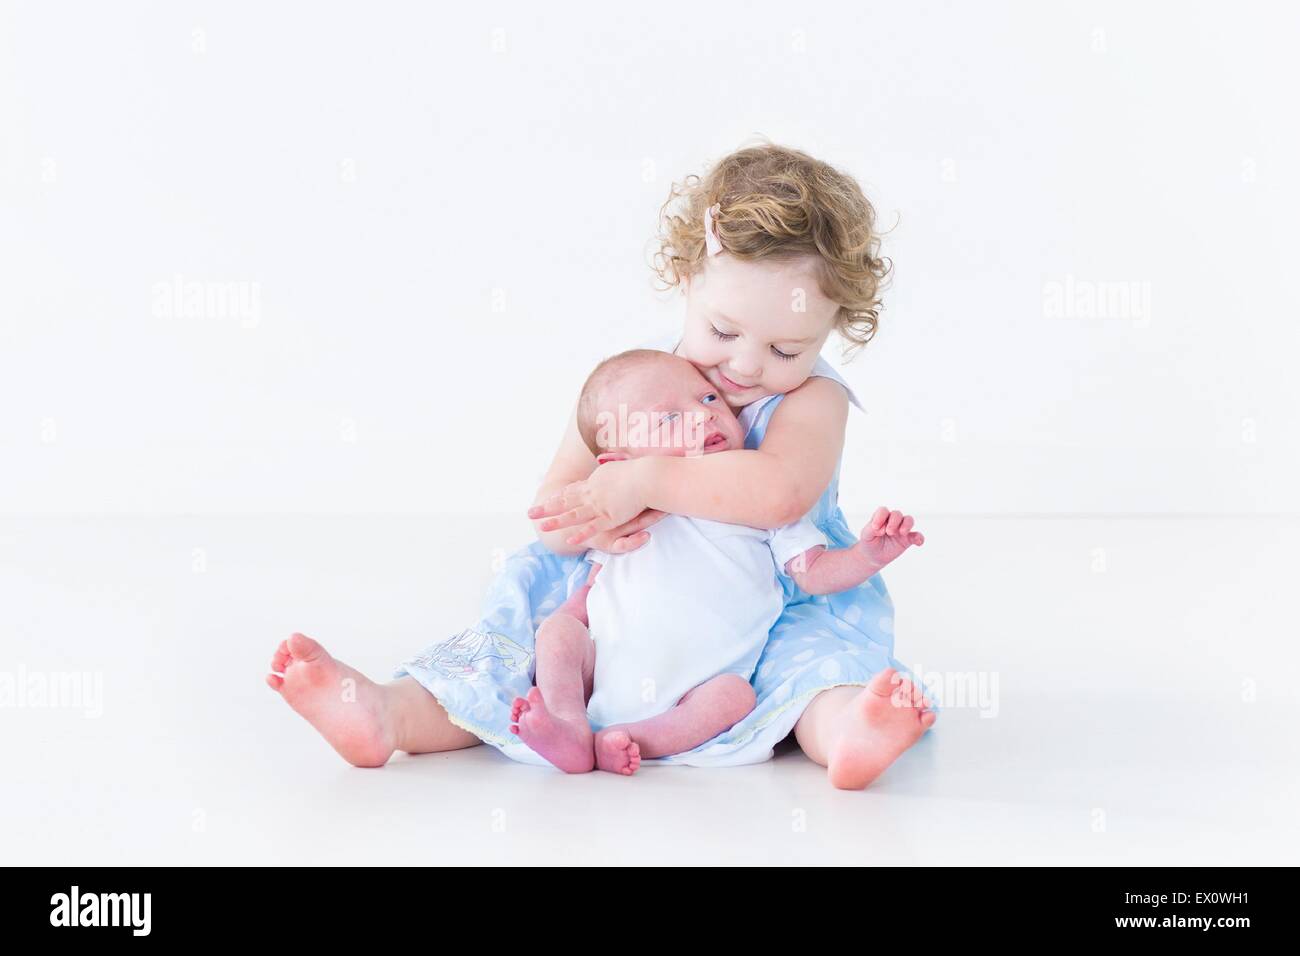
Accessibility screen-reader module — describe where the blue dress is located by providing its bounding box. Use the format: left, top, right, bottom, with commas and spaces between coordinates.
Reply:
395, 355, 931, 767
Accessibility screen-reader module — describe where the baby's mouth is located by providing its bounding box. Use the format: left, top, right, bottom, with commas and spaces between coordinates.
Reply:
702, 431, 729, 452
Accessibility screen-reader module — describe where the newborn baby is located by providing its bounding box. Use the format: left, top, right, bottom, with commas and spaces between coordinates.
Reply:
510, 349, 924, 775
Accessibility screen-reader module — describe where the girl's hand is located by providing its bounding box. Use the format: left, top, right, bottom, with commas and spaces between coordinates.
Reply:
856, 506, 925, 571
527, 457, 650, 545
582, 509, 666, 553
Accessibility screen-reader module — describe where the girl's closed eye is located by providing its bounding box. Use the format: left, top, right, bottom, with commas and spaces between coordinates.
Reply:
712, 322, 798, 361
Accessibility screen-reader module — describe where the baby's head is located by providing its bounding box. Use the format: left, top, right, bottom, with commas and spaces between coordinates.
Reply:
652, 141, 890, 406
577, 350, 746, 460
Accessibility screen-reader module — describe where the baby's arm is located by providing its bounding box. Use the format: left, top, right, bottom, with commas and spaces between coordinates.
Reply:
786, 507, 925, 595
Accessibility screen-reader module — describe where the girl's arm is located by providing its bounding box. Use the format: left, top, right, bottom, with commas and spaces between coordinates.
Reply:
534, 376, 848, 541
531, 405, 598, 555
640, 376, 848, 527
531, 405, 663, 556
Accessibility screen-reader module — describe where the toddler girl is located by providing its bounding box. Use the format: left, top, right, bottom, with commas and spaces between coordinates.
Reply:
269, 142, 938, 790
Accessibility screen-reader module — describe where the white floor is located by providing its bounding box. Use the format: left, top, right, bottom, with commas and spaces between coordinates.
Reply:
2, 514, 1296, 865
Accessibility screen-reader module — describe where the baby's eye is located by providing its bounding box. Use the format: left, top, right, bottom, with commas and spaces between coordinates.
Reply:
710, 325, 738, 342
771, 346, 800, 361
701, 393, 719, 405
660, 411, 680, 426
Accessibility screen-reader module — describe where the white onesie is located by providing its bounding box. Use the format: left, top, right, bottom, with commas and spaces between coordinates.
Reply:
584, 513, 826, 729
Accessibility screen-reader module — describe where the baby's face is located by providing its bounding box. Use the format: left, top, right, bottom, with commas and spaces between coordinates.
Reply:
595, 356, 747, 459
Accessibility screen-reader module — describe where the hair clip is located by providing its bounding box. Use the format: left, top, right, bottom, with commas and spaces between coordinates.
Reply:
703, 203, 723, 256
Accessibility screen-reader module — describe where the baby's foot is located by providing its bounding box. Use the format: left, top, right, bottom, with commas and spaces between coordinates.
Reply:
825, 668, 935, 790
594, 729, 642, 776
266, 632, 395, 768
510, 687, 594, 773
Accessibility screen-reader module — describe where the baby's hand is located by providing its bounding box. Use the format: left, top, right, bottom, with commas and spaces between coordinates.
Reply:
856, 506, 924, 572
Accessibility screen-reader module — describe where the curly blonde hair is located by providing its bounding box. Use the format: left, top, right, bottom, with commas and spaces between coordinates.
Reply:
652, 141, 891, 354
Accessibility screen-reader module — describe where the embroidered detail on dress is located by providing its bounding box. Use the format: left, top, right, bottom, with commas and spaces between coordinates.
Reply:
411, 627, 532, 681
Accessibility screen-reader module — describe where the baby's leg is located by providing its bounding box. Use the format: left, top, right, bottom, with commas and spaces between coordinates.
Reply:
552, 561, 599, 626
267, 632, 479, 768
594, 673, 755, 775
793, 669, 936, 790
509, 610, 597, 773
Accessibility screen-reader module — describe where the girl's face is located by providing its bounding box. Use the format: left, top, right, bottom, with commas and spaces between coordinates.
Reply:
680, 254, 839, 410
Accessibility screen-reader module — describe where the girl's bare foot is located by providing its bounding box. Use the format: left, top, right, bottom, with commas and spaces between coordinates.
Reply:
594, 728, 642, 776
266, 632, 396, 768
825, 668, 935, 790
509, 687, 595, 773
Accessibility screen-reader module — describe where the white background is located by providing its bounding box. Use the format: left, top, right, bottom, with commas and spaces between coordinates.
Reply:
2, 2, 1298, 867
3, 0, 1296, 518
